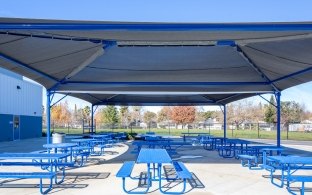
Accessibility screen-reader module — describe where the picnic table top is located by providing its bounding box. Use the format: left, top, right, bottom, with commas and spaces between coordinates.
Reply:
0, 153, 70, 160
181, 132, 211, 135
89, 134, 109, 138
43, 143, 77, 149
71, 138, 94, 142
65, 135, 83, 139
268, 156, 312, 164
137, 149, 172, 164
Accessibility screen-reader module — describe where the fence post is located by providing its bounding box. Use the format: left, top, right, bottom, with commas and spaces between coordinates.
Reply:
287, 124, 289, 140
168, 122, 171, 135
231, 123, 234, 137
130, 123, 133, 134
257, 123, 260, 138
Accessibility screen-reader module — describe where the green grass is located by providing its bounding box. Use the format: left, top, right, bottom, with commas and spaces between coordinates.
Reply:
43, 128, 312, 141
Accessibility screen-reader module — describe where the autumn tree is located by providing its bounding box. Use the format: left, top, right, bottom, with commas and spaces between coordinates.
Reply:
51, 101, 71, 127
171, 106, 196, 128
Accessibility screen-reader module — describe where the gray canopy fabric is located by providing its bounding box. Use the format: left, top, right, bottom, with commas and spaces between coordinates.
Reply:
0, 18, 312, 105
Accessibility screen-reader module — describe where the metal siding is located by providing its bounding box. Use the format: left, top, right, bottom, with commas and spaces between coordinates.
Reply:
19, 115, 42, 139
0, 72, 42, 116
0, 114, 13, 141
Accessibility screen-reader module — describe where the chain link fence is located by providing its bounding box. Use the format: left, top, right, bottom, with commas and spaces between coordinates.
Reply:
42, 121, 312, 140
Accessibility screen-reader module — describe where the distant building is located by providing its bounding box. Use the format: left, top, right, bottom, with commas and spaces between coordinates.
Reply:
0, 68, 42, 141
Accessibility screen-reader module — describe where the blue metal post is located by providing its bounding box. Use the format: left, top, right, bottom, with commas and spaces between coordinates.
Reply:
91, 105, 94, 134
276, 92, 281, 147
224, 105, 227, 139
46, 90, 51, 144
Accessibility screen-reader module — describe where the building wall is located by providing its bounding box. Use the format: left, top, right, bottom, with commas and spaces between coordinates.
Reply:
0, 72, 42, 117
20, 115, 42, 139
0, 68, 43, 141
0, 114, 13, 141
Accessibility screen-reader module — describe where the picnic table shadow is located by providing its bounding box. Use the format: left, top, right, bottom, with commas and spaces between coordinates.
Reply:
0, 171, 110, 194
126, 165, 204, 194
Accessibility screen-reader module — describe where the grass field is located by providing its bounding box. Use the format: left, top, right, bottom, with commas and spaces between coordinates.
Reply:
44, 127, 312, 141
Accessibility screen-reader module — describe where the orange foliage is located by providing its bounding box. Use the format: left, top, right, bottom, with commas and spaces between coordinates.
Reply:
171, 106, 196, 125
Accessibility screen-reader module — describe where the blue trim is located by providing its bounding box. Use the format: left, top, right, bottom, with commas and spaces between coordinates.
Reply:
93, 100, 218, 106
64, 81, 269, 86
0, 53, 59, 83
1, 23, 312, 31
275, 92, 281, 147
272, 66, 312, 83
103, 40, 117, 49
237, 46, 279, 91
217, 40, 236, 47
50, 94, 69, 108
46, 90, 51, 144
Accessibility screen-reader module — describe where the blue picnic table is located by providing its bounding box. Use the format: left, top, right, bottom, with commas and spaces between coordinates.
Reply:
181, 132, 210, 142
116, 148, 193, 194
267, 156, 312, 194
0, 153, 70, 194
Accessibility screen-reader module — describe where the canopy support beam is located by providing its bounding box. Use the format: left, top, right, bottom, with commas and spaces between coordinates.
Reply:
275, 92, 281, 147
258, 94, 277, 108
91, 105, 94, 134
50, 94, 69, 108
223, 105, 227, 139
46, 90, 51, 144
272, 66, 312, 83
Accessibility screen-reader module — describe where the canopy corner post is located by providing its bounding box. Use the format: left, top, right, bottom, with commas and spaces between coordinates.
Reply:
223, 104, 227, 139
275, 91, 281, 147
91, 104, 94, 134
46, 90, 51, 144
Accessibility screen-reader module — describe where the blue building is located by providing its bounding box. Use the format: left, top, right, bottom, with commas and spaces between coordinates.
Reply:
0, 67, 42, 141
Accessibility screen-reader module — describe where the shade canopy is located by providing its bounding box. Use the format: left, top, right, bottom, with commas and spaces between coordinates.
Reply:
0, 18, 312, 105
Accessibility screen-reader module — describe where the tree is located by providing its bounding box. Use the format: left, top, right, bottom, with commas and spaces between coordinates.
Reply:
51, 101, 71, 127
264, 95, 276, 123
120, 106, 131, 128
83, 106, 91, 120
130, 106, 142, 125
102, 105, 119, 124
157, 106, 172, 123
171, 106, 196, 128
144, 111, 157, 129
202, 111, 216, 120
281, 101, 303, 128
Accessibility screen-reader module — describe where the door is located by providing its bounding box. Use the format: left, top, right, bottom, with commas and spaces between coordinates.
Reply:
13, 115, 20, 140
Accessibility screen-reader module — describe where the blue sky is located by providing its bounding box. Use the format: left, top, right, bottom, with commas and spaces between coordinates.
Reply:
1, 0, 312, 112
